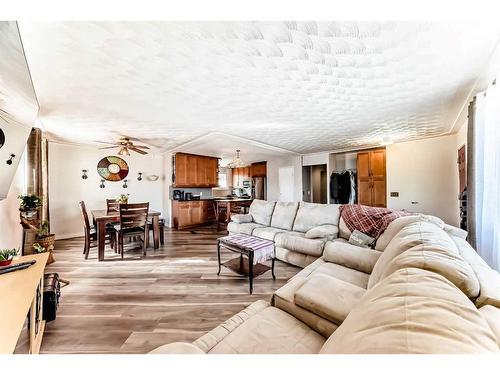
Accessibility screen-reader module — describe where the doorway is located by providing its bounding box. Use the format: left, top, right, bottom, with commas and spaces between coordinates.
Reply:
279, 166, 295, 202
302, 164, 328, 204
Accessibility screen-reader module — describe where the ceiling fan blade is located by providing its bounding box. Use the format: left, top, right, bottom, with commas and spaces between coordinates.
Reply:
95, 140, 118, 145
129, 146, 148, 155
132, 145, 150, 149
99, 146, 118, 150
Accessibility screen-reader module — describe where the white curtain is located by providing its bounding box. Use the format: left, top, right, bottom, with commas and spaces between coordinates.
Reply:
474, 82, 500, 271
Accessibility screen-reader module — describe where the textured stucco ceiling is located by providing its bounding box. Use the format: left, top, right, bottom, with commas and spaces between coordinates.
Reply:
17, 21, 500, 154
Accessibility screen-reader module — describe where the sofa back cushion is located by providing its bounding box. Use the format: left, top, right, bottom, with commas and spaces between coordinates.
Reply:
320, 268, 499, 354
292, 202, 341, 233
323, 240, 381, 274
270, 202, 299, 230
249, 200, 276, 226
380, 243, 480, 299
368, 220, 457, 289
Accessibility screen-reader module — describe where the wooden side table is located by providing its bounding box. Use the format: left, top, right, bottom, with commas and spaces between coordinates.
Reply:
217, 234, 275, 294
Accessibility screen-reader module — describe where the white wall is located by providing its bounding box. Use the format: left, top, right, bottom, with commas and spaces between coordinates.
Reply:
386, 135, 460, 226
49, 142, 165, 238
267, 155, 302, 202
0, 151, 26, 249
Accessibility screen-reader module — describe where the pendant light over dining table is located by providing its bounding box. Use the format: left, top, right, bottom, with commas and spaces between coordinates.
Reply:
227, 149, 246, 168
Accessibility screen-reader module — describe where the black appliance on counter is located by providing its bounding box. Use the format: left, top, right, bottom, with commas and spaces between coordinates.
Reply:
173, 189, 184, 200
185, 192, 193, 201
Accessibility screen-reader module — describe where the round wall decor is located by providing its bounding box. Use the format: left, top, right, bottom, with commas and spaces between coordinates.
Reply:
97, 156, 129, 181
0, 128, 5, 149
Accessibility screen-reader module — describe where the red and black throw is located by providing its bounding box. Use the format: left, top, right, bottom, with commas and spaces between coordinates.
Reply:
340, 204, 414, 239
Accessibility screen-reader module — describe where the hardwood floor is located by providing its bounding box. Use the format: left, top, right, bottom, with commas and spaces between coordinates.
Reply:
16, 225, 300, 354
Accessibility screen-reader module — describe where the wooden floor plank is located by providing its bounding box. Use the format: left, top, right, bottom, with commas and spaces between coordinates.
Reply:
15, 225, 299, 354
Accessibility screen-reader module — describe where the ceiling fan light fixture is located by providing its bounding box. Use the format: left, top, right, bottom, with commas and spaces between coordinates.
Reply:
118, 146, 130, 156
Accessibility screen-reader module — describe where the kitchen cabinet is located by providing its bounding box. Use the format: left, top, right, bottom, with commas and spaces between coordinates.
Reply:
231, 166, 250, 187
250, 162, 267, 178
172, 200, 215, 229
173, 153, 219, 188
357, 149, 386, 207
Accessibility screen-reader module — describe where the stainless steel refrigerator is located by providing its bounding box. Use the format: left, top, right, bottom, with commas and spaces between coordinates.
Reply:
252, 177, 267, 200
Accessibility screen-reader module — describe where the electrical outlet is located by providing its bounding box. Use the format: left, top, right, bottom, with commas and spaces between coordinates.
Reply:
390, 192, 399, 197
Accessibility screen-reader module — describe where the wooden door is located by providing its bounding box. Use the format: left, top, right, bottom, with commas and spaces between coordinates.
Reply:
357, 152, 371, 205
458, 145, 466, 193
370, 149, 386, 207
191, 201, 203, 225
176, 202, 192, 228
207, 158, 218, 187
196, 157, 207, 186
174, 154, 189, 187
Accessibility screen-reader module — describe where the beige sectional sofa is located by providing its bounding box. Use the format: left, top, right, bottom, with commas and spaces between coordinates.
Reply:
151, 200, 500, 354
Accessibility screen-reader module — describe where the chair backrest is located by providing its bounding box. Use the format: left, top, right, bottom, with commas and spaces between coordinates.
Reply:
106, 199, 120, 213
119, 203, 149, 230
79, 201, 90, 234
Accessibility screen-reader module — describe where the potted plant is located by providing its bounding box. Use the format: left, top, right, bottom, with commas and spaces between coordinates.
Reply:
34, 220, 55, 264
18, 194, 42, 219
118, 193, 129, 204
0, 248, 18, 266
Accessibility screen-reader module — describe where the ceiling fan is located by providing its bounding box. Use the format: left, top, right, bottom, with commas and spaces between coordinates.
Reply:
96, 137, 150, 156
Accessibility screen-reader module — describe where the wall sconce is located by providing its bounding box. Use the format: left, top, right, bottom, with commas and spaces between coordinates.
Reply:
99, 179, 105, 188
137, 172, 143, 181
81, 169, 88, 179
122, 179, 128, 188
6, 153, 15, 165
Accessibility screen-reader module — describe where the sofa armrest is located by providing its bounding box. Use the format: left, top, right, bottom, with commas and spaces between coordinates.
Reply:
231, 213, 253, 224
323, 240, 381, 274
305, 225, 339, 240
294, 274, 365, 325
149, 342, 206, 354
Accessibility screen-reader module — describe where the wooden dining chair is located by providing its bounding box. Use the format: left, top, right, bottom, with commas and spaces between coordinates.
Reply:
79, 201, 115, 259
106, 199, 120, 213
116, 203, 149, 259
147, 218, 165, 247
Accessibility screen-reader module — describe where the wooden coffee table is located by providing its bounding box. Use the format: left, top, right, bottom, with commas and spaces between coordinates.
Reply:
217, 234, 276, 294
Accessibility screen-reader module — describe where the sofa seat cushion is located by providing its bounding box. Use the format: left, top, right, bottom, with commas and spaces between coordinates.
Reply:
273, 276, 338, 338
270, 202, 299, 230
207, 305, 325, 354
368, 220, 458, 288
323, 240, 381, 274
313, 261, 370, 289
251, 226, 285, 241
275, 247, 319, 268
380, 243, 480, 299
227, 222, 264, 235
275, 232, 326, 257
292, 202, 341, 233
320, 268, 499, 354
294, 274, 365, 325
249, 199, 276, 226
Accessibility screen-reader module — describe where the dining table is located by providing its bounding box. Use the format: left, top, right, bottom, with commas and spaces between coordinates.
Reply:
91, 209, 162, 261
214, 198, 253, 231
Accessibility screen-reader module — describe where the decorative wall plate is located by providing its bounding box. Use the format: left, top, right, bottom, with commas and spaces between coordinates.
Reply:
97, 156, 129, 181
0, 128, 5, 149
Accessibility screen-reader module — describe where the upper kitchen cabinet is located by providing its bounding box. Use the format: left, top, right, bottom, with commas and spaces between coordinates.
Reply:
250, 162, 267, 178
0, 22, 39, 199
173, 152, 219, 188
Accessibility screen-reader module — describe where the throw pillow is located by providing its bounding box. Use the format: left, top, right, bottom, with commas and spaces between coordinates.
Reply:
348, 230, 375, 248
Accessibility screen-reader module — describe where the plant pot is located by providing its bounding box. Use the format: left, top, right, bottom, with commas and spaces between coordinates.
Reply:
0, 259, 12, 267
36, 234, 55, 252
20, 209, 38, 219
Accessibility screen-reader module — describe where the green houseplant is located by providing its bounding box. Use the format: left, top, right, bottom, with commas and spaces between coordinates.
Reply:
118, 193, 129, 204
0, 248, 18, 266
18, 194, 42, 219
34, 220, 56, 264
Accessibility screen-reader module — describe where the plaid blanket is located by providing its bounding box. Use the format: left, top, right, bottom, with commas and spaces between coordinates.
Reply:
340, 204, 414, 240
